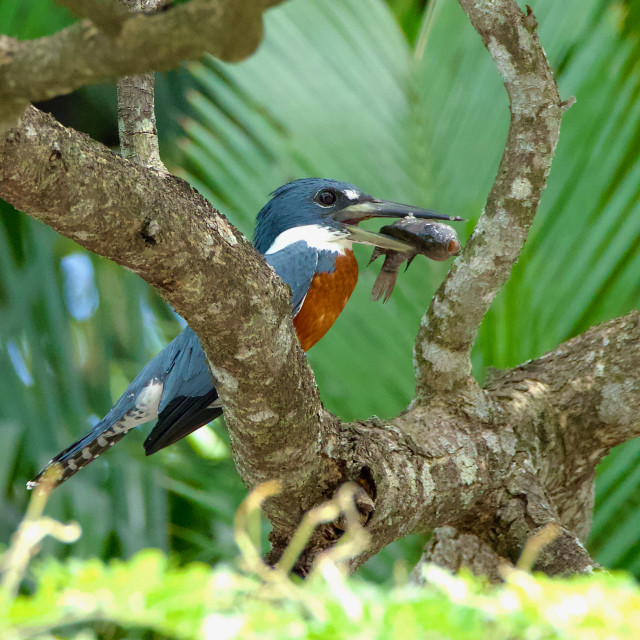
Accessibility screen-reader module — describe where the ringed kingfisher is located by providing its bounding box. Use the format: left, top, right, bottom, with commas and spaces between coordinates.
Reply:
28, 178, 462, 489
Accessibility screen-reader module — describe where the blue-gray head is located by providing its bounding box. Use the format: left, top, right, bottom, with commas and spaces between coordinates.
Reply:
253, 178, 463, 255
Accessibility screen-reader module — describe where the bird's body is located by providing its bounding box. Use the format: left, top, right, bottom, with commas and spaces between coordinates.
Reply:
369, 218, 461, 303
293, 251, 359, 350
29, 179, 462, 489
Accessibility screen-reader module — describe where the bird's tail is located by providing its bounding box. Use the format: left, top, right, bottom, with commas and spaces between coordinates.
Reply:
27, 417, 132, 490
370, 267, 399, 303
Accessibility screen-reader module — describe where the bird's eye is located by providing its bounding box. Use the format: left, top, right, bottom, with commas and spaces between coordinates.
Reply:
316, 189, 337, 206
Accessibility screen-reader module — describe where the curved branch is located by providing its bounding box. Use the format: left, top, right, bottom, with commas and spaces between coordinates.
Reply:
488, 311, 640, 472
0, 106, 337, 528
0, 0, 285, 131
414, 1, 564, 400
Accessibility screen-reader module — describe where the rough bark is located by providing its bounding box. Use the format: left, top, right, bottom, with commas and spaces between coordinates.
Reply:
415, 0, 562, 404
1, 0, 638, 578
411, 527, 508, 584
0, 0, 285, 131
117, 70, 165, 172
0, 106, 340, 532
116, 0, 167, 173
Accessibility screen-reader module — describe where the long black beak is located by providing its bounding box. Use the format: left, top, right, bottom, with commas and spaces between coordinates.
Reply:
334, 198, 465, 223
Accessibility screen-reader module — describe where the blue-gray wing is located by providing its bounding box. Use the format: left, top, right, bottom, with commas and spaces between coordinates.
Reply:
155, 327, 213, 413
29, 326, 218, 487
143, 327, 220, 455
265, 241, 319, 316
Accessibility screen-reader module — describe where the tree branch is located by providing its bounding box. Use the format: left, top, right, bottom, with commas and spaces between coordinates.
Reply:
487, 310, 640, 541
411, 527, 507, 584
0, 0, 285, 131
116, 0, 167, 173
0, 106, 339, 530
488, 311, 640, 453
414, 1, 564, 401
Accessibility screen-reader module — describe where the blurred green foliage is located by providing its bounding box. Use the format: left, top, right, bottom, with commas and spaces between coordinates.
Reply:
1, 0, 640, 584
3, 546, 640, 639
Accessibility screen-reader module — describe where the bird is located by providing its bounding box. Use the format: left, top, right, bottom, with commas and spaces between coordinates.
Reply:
368, 218, 461, 303
28, 178, 463, 489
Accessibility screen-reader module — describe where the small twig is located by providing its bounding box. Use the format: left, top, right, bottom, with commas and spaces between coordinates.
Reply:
116, 0, 168, 172
560, 96, 577, 112
522, 5, 538, 32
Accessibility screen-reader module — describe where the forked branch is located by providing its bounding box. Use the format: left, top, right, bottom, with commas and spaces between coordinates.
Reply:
414, 0, 564, 402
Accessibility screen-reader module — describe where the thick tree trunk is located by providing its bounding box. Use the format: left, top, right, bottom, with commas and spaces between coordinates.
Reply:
1, 0, 637, 578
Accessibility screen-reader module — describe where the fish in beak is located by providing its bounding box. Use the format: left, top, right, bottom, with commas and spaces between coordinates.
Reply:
332, 197, 464, 251
368, 217, 462, 302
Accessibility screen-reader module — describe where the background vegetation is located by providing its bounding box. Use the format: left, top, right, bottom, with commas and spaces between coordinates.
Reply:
1, 0, 640, 595
5, 546, 640, 639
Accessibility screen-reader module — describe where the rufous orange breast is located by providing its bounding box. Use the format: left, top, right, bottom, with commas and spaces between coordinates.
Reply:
293, 250, 359, 351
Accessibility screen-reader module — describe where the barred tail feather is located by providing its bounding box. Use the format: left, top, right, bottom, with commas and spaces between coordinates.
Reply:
27, 420, 129, 489
27, 327, 219, 490
28, 378, 164, 489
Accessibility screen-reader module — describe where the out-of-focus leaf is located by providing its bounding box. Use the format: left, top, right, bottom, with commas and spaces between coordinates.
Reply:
4, 547, 640, 640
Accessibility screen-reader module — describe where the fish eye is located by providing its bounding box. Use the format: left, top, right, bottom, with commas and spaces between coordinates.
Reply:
316, 189, 338, 207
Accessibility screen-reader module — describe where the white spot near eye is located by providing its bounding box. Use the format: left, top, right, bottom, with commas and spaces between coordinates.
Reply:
265, 224, 352, 255
344, 189, 360, 201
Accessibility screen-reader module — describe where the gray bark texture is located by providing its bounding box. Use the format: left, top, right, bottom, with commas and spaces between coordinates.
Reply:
116, 0, 167, 172
1, 0, 637, 578
0, 0, 285, 132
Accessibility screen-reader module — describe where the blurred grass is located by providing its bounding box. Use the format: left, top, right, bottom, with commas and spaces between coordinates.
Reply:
4, 546, 640, 639
4, 483, 640, 640
1, 0, 640, 580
